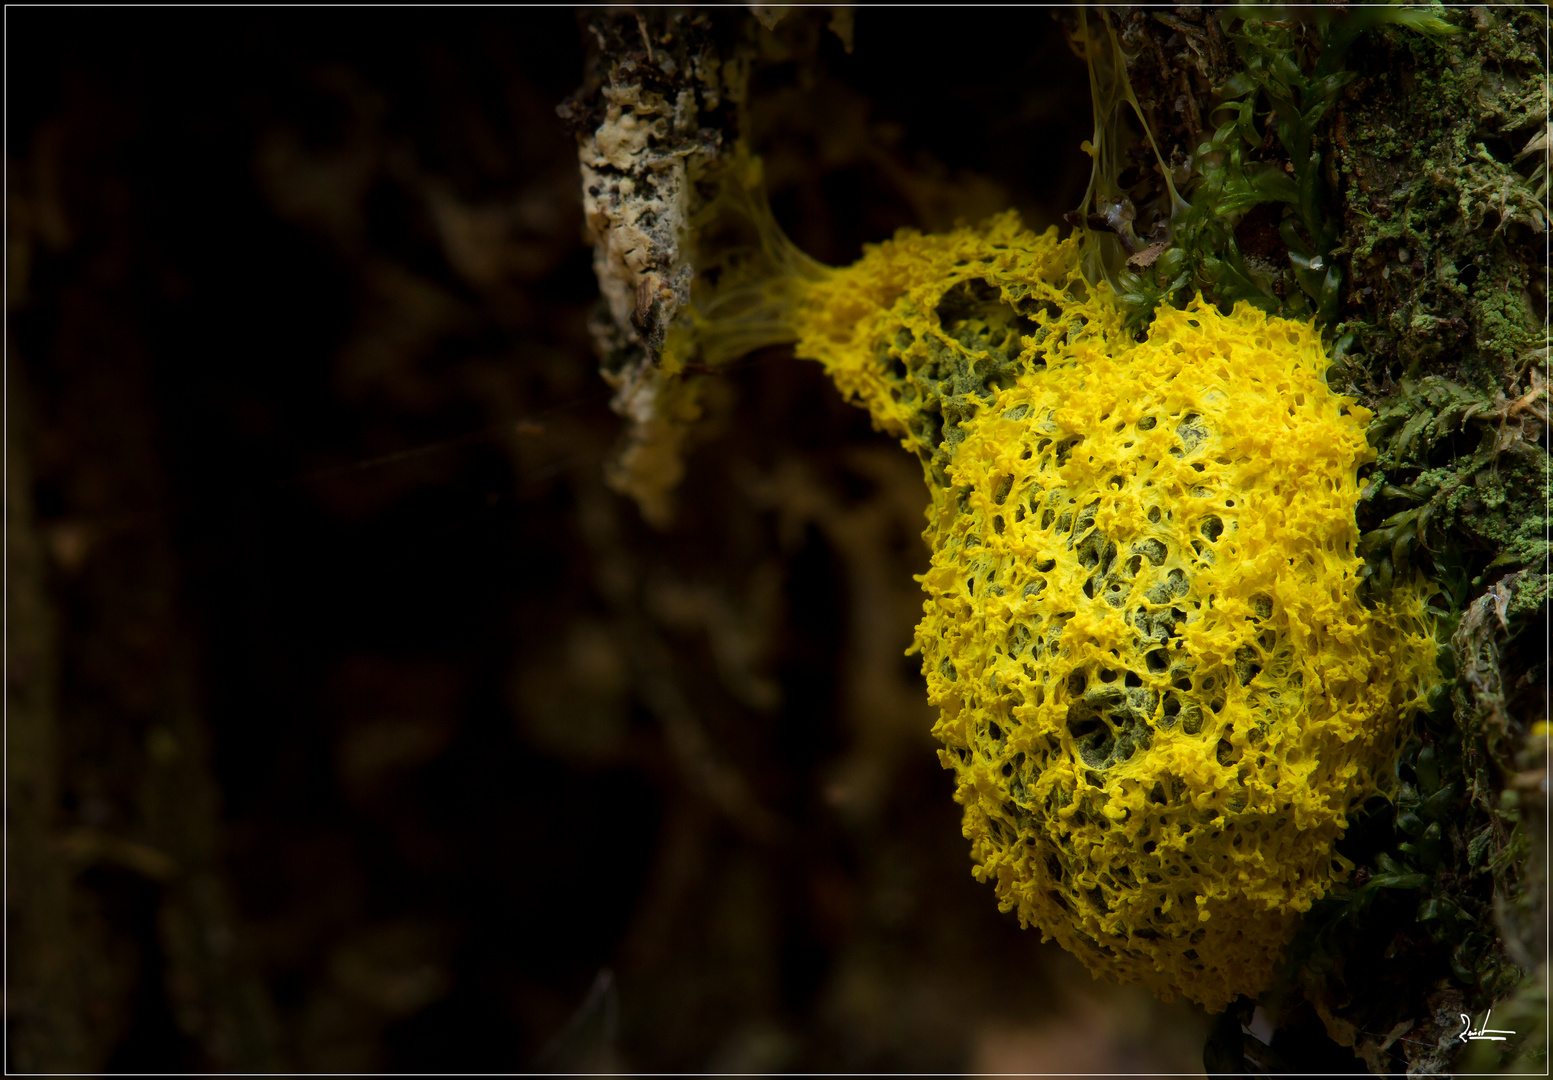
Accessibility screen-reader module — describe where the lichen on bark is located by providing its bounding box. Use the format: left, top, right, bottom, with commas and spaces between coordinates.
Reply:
561, 9, 751, 526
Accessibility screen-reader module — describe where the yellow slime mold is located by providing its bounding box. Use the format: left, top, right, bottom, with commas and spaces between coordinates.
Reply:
672, 177, 1438, 1012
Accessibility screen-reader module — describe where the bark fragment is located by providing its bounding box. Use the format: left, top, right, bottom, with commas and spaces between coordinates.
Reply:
563, 10, 747, 526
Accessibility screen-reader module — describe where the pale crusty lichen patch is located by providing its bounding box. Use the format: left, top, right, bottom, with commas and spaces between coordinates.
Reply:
568, 12, 748, 526
579, 80, 704, 352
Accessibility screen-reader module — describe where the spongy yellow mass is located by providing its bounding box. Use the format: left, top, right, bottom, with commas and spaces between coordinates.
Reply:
687, 206, 1439, 1012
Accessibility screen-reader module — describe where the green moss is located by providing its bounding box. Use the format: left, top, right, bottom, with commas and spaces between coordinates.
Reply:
1078, 6, 1546, 1067
1359, 369, 1548, 609
1331, 7, 1547, 394
1473, 286, 1541, 369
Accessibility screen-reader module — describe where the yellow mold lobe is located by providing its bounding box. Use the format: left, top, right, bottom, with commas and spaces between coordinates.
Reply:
674, 193, 1438, 1013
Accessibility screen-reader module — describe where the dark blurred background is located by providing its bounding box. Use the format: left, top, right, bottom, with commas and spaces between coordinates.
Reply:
7, 7, 1209, 1071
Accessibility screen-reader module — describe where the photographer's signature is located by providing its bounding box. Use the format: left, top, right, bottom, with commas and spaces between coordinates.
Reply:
1459, 1008, 1515, 1043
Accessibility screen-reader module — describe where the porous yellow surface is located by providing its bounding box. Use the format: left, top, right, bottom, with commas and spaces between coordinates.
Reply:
675, 201, 1439, 1011
784, 214, 1438, 1012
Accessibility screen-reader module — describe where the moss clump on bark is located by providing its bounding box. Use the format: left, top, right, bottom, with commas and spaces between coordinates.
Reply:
1082, 6, 1546, 1074
1329, 5, 1546, 394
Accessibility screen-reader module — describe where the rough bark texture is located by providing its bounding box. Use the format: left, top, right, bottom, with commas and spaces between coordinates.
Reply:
561, 10, 749, 527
